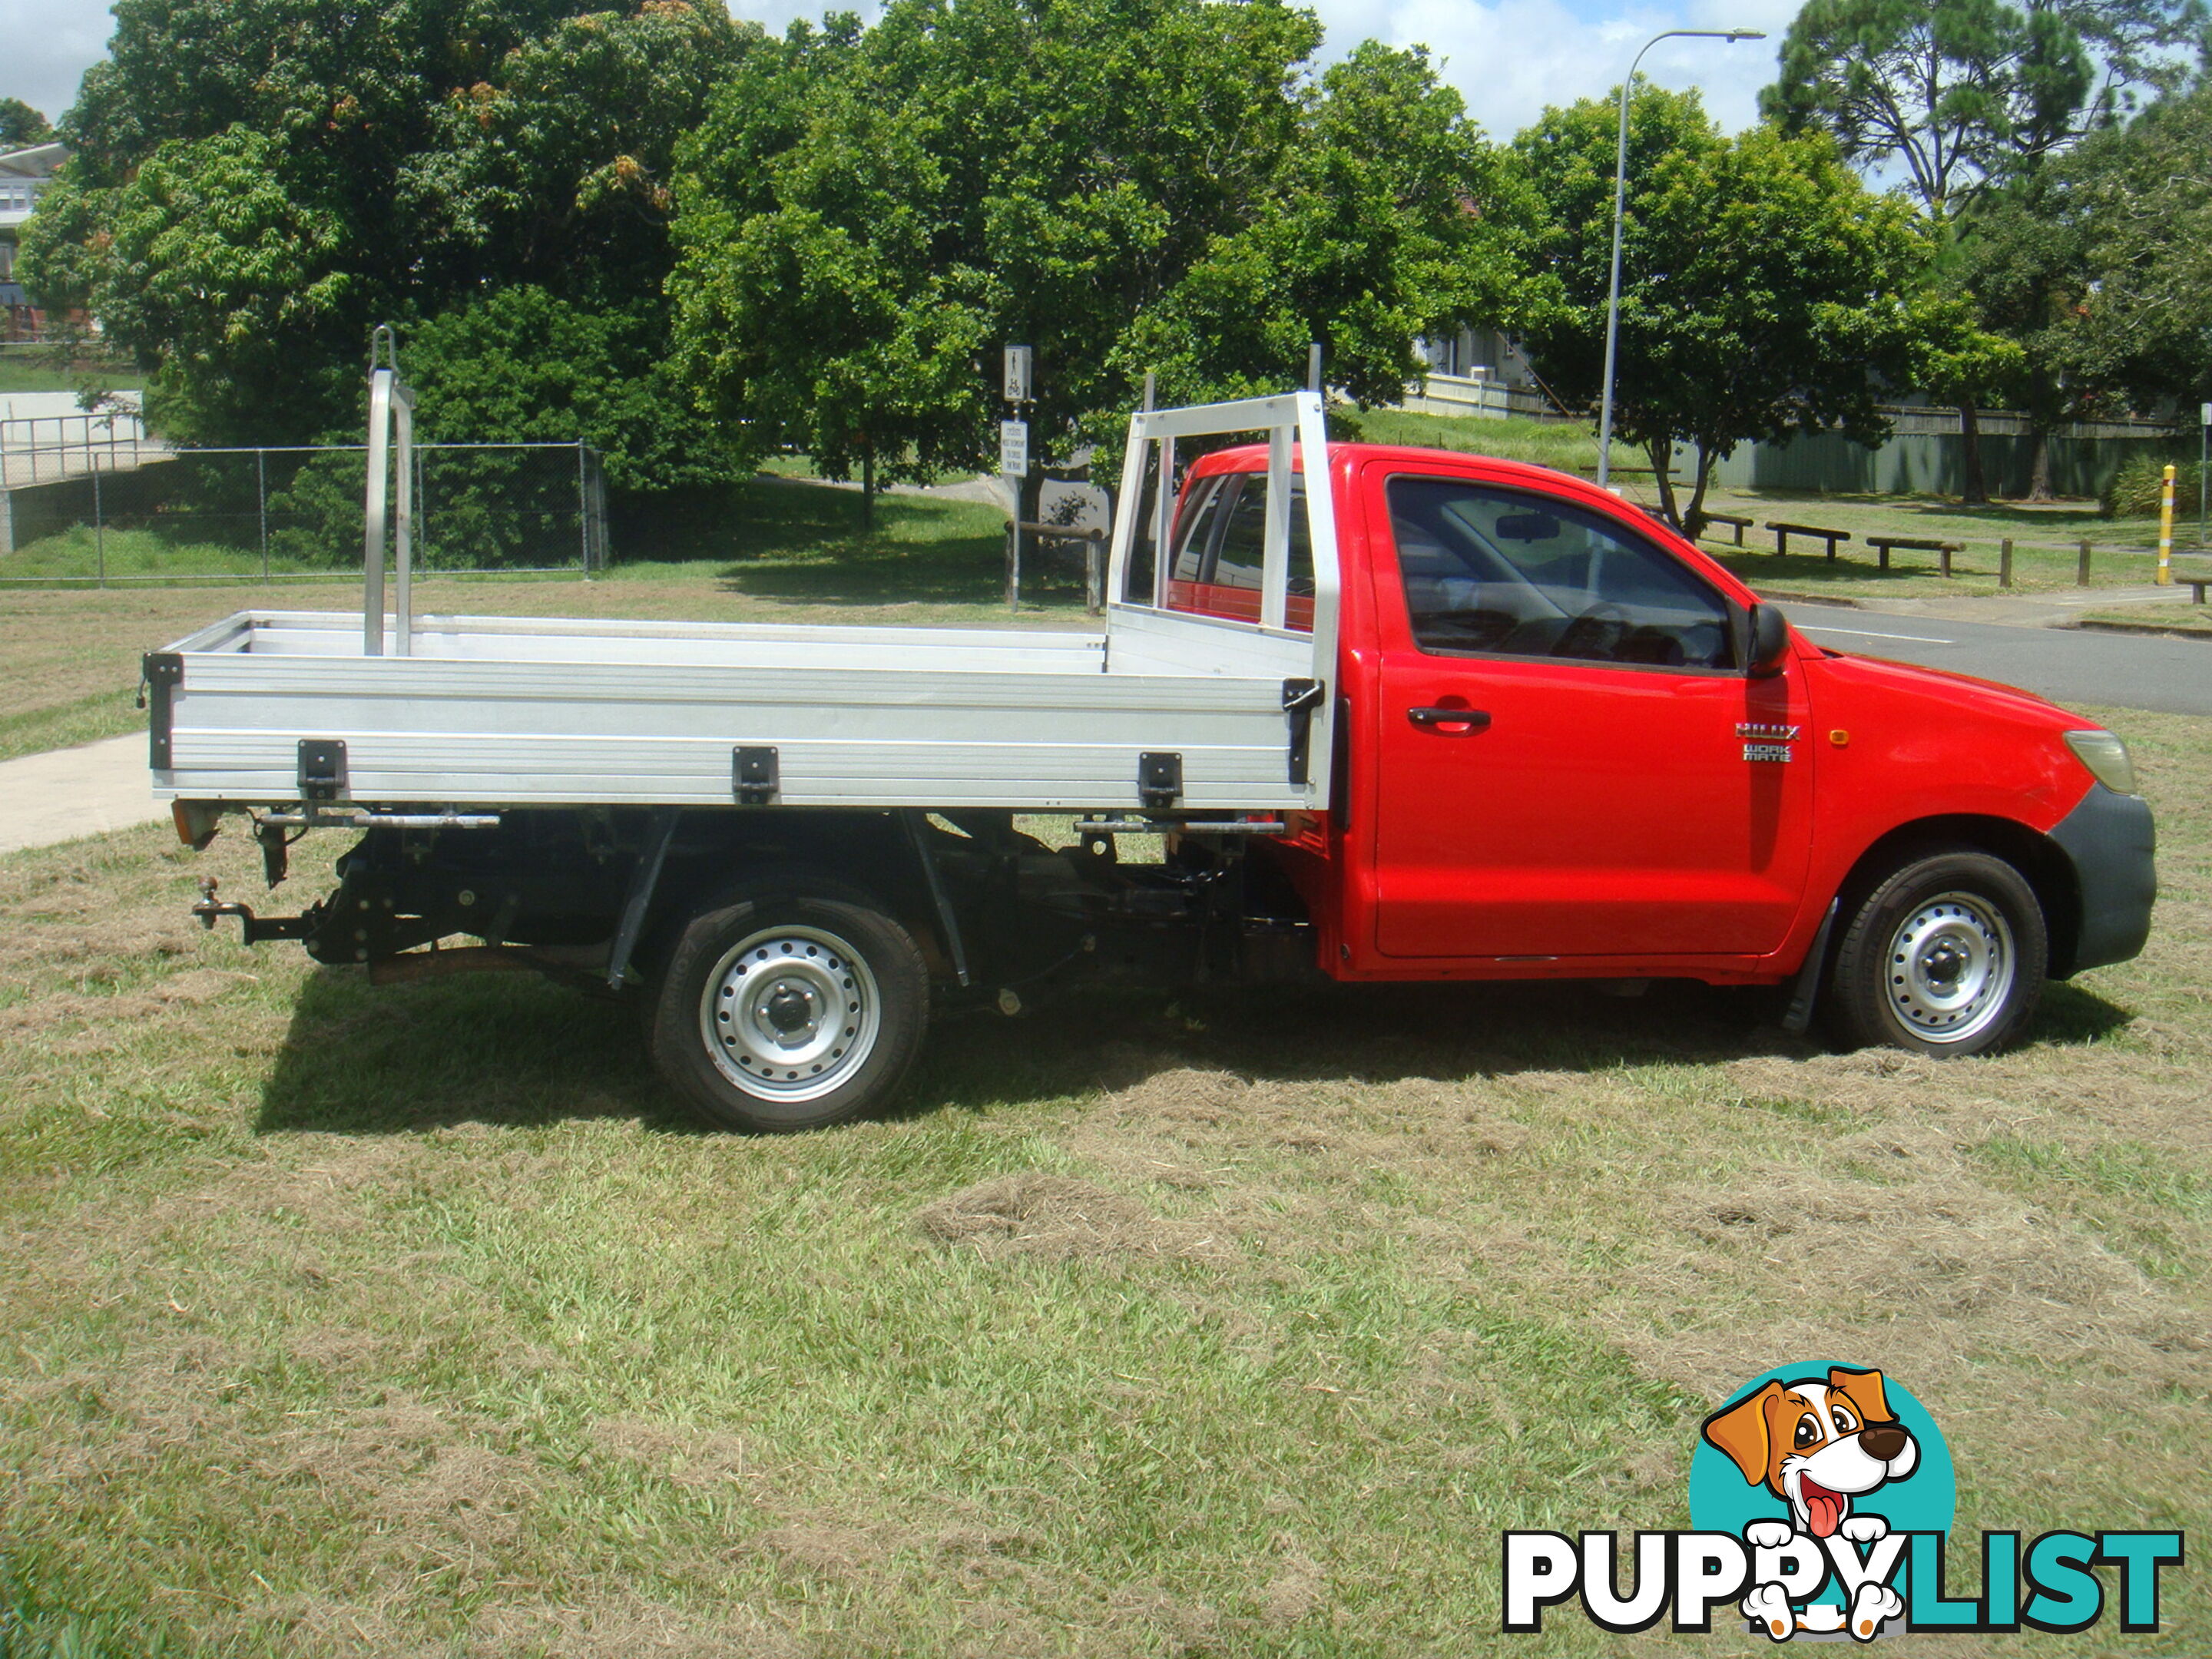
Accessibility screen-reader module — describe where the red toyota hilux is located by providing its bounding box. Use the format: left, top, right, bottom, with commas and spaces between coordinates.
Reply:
160, 396, 2155, 1132
1157, 436, 2154, 1063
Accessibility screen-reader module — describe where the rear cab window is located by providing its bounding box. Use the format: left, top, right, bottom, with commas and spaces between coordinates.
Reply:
1164, 469, 1315, 632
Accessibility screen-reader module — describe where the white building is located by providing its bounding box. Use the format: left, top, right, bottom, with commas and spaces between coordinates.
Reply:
1, 141, 68, 338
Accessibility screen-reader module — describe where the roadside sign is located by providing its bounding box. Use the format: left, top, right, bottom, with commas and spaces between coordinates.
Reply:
1004, 346, 1033, 404
999, 419, 1029, 478
2200, 402, 2210, 426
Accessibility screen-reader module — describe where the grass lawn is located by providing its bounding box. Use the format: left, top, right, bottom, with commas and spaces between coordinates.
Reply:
2078, 608, 2212, 637
0, 477, 1080, 763
0, 357, 147, 396
1, 702, 2206, 1656
1690, 491, 2191, 598
1210, 408, 2188, 598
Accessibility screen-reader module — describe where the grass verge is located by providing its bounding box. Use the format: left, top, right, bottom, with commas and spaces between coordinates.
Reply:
0, 479, 1091, 764
0, 708, 2204, 1655
2076, 608, 2212, 639
0, 357, 146, 396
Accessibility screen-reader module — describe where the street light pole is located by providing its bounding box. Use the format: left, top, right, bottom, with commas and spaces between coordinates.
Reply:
1595, 27, 1766, 492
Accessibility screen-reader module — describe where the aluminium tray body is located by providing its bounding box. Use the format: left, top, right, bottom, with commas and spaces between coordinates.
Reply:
147, 608, 1330, 814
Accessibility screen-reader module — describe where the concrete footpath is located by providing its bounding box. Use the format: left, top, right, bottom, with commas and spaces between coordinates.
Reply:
0, 735, 167, 855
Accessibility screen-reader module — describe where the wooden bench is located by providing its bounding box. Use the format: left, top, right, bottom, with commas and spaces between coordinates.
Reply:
1766, 521, 1852, 559
1866, 535, 1969, 576
1701, 512, 1754, 546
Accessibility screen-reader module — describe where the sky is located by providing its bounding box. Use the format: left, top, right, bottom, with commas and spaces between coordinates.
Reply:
0, 0, 1802, 150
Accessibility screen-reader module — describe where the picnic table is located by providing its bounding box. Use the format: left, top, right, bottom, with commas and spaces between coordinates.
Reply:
1865, 535, 1968, 576
1765, 521, 1851, 559
1701, 512, 1754, 546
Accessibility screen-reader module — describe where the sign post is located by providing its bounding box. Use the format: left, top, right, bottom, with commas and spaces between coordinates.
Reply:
2200, 400, 2208, 551
1002, 346, 1033, 611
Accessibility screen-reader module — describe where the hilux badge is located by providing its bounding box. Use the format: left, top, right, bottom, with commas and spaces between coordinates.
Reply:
1737, 723, 1800, 740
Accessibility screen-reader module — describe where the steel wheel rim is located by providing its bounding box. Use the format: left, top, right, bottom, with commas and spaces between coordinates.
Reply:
1886, 890, 2014, 1044
700, 924, 880, 1101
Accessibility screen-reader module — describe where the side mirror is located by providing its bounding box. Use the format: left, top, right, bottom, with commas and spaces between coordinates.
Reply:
1747, 604, 1792, 677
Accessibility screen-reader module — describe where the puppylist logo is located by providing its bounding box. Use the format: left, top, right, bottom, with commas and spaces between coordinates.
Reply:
1502, 1363, 2184, 1642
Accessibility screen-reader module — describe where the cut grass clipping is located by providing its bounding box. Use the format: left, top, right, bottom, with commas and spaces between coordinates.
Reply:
2, 701, 2207, 1655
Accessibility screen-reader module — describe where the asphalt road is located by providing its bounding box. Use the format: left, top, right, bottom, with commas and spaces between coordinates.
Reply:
1776, 608, 2212, 717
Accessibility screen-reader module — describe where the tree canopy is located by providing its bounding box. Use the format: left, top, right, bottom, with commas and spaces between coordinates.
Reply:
1762, 0, 2204, 497
1762, 0, 2204, 222
0, 100, 51, 148
665, 0, 1537, 513
22, 0, 751, 471
1510, 84, 1950, 534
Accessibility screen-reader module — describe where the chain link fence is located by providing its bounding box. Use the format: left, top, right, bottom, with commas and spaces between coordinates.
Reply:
0, 441, 608, 584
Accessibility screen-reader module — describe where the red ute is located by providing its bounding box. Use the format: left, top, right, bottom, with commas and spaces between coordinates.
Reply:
1163, 442, 2153, 1054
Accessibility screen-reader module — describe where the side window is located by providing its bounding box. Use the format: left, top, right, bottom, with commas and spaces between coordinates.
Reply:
1386, 476, 1734, 670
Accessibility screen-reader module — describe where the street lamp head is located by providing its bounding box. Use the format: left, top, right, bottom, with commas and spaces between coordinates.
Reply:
1724, 29, 1767, 40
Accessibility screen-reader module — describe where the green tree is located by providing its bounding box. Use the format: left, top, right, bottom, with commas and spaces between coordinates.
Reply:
1763, 0, 2101, 224
1124, 41, 1542, 413
1763, 0, 2202, 498
0, 100, 51, 147
2040, 83, 2212, 411
406, 286, 737, 491
1510, 84, 1939, 535
667, 0, 1532, 522
57, 127, 359, 442
22, 0, 749, 484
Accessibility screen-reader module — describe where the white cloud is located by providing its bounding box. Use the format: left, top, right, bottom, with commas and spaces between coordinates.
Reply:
0, 0, 111, 131
1309, 0, 1801, 138
4, 0, 1805, 154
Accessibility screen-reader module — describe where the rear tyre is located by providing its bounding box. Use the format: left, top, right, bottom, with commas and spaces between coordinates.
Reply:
649, 881, 929, 1132
1823, 851, 2047, 1057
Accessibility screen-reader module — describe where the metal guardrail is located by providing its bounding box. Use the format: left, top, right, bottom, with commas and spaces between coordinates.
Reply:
0, 411, 151, 486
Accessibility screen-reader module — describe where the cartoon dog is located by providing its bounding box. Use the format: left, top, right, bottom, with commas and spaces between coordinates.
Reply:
1702, 1366, 1919, 1643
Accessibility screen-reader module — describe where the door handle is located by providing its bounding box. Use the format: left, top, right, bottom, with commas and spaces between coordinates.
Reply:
1407, 707, 1491, 732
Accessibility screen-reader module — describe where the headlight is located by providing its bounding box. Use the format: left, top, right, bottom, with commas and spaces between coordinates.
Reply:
2065, 730, 2138, 796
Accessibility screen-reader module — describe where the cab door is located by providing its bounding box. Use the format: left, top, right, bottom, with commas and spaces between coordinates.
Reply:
1368, 467, 1813, 961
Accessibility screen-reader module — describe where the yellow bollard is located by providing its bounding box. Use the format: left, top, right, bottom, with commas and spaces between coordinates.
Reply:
2157, 463, 2175, 585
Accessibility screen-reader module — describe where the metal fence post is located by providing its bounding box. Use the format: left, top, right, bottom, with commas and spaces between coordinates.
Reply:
575, 440, 588, 578
92, 458, 104, 588
257, 448, 269, 582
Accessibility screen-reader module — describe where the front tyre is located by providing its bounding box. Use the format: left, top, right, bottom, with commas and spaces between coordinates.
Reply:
650, 885, 929, 1131
1824, 851, 2048, 1057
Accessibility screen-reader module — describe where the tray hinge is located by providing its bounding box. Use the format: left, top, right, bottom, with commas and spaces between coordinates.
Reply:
1282, 677, 1324, 786
141, 653, 184, 769
1138, 751, 1182, 810
297, 738, 348, 804
733, 746, 780, 806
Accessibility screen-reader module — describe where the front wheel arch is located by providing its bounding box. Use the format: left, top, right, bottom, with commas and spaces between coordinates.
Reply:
1823, 814, 2080, 980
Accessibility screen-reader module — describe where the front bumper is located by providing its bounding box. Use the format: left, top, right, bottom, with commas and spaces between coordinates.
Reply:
2048, 784, 2157, 977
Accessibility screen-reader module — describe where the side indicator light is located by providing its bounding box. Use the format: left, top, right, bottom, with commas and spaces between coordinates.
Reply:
1829, 730, 1849, 747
